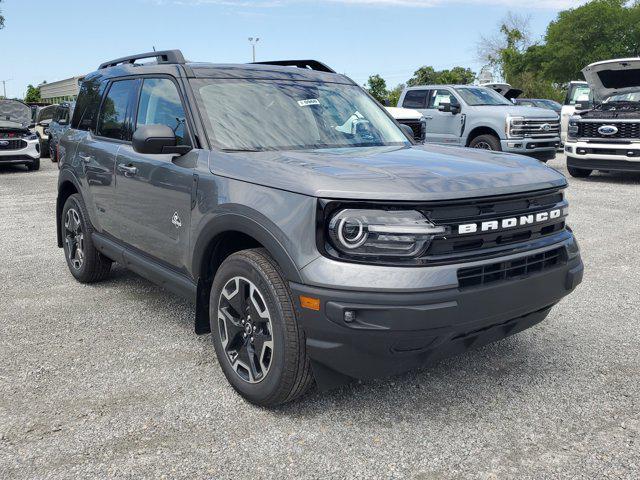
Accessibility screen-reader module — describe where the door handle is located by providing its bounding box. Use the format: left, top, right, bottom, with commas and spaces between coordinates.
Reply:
79, 154, 93, 164
117, 163, 138, 177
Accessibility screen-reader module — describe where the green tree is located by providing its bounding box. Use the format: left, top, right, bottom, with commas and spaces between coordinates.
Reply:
24, 85, 41, 103
543, 0, 640, 83
388, 84, 405, 107
407, 66, 475, 86
0, 0, 5, 29
365, 74, 388, 104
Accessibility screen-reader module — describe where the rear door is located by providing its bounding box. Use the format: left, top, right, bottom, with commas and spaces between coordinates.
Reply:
111, 77, 197, 270
424, 89, 463, 145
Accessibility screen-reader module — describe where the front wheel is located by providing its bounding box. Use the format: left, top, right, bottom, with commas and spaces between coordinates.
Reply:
49, 141, 57, 162
567, 165, 593, 178
26, 159, 40, 171
469, 134, 502, 151
210, 249, 314, 407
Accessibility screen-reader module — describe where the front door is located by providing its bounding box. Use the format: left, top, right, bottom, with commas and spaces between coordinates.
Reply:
423, 89, 463, 146
111, 77, 196, 271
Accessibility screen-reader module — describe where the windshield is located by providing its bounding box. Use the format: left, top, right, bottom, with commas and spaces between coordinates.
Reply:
191, 79, 409, 151
605, 91, 640, 103
537, 99, 562, 110
566, 84, 592, 105
455, 87, 512, 106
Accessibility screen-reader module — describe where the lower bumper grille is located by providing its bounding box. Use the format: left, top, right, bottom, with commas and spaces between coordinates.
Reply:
457, 247, 565, 289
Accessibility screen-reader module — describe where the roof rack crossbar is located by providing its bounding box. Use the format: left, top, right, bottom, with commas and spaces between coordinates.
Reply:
251, 60, 336, 73
98, 50, 186, 70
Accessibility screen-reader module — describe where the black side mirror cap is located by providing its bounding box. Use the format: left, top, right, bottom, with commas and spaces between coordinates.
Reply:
438, 103, 460, 114
132, 124, 192, 155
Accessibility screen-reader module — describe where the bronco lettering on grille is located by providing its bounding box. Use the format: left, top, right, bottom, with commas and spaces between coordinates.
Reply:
458, 209, 563, 235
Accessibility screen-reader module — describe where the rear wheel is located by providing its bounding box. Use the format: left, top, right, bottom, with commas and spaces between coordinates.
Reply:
210, 248, 314, 407
61, 194, 112, 283
567, 166, 592, 178
49, 141, 57, 162
469, 134, 502, 151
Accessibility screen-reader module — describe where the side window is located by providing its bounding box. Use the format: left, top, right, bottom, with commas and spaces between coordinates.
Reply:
402, 90, 428, 109
136, 78, 188, 145
72, 79, 107, 131
428, 89, 459, 109
96, 80, 138, 140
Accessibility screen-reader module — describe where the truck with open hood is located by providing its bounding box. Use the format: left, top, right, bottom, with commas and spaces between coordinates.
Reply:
0, 99, 41, 170
565, 58, 640, 177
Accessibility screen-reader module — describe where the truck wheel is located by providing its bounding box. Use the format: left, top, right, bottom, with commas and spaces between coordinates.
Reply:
567, 166, 592, 178
39, 139, 50, 158
49, 142, 57, 162
210, 248, 314, 407
469, 134, 502, 151
26, 159, 40, 171
61, 194, 112, 283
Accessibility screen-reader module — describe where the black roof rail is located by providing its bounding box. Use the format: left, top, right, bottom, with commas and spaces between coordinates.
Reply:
252, 60, 336, 74
98, 49, 186, 70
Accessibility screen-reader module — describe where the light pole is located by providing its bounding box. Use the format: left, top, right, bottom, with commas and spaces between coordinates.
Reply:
1, 79, 11, 99
248, 37, 260, 62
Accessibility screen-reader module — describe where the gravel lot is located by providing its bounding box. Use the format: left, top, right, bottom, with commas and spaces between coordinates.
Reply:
0, 155, 638, 479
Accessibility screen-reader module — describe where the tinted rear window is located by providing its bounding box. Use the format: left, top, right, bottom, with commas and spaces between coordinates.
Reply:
402, 90, 427, 109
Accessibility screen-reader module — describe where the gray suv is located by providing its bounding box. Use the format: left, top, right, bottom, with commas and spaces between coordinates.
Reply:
57, 50, 583, 406
399, 85, 561, 161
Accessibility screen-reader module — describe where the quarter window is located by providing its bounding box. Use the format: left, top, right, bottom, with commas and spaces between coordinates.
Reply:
136, 78, 187, 145
72, 78, 107, 131
96, 80, 137, 140
402, 90, 427, 109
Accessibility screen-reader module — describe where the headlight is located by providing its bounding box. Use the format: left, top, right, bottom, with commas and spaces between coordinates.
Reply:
327, 209, 445, 258
567, 117, 580, 140
506, 116, 524, 139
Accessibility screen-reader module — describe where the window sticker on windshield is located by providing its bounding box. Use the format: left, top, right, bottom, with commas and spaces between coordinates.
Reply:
297, 99, 320, 107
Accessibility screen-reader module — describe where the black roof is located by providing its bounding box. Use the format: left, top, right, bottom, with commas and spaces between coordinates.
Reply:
89, 49, 353, 85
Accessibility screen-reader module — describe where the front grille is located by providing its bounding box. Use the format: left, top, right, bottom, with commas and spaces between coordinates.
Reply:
457, 247, 565, 289
578, 121, 640, 140
423, 188, 567, 263
398, 119, 425, 142
511, 118, 560, 139
0, 139, 27, 150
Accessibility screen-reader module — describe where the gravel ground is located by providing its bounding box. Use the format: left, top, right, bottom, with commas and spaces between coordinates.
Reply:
0, 155, 638, 479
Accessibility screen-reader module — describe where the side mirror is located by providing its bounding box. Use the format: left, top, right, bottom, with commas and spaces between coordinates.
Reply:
438, 103, 460, 114
399, 124, 415, 139
132, 124, 192, 155
58, 119, 69, 126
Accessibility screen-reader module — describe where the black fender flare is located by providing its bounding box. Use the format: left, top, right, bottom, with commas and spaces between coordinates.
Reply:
191, 212, 303, 284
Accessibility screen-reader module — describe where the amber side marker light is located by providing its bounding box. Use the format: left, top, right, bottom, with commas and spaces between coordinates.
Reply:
300, 295, 321, 311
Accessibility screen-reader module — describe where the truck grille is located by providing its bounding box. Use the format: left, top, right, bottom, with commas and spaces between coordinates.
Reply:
397, 119, 425, 142
577, 121, 640, 140
422, 188, 568, 263
510, 118, 560, 139
457, 247, 565, 289
0, 139, 27, 150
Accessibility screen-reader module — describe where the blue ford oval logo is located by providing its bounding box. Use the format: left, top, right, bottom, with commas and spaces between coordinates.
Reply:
598, 125, 618, 136
0, 140, 9, 146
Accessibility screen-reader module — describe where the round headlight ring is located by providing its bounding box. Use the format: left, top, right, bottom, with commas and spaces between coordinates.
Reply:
337, 217, 368, 249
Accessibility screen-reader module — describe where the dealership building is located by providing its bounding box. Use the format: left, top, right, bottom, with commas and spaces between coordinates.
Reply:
38, 75, 85, 104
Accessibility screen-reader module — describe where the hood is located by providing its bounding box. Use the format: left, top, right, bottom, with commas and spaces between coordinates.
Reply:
484, 105, 559, 119
386, 106, 423, 120
210, 144, 566, 201
582, 58, 640, 100
482, 83, 523, 100
0, 99, 32, 128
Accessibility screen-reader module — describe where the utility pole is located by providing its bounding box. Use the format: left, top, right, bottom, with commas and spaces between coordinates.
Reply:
1, 78, 11, 99
248, 37, 260, 62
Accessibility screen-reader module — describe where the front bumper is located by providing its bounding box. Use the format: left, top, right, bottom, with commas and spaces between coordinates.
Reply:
291, 239, 582, 389
565, 141, 640, 171
502, 138, 560, 160
0, 140, 40, 164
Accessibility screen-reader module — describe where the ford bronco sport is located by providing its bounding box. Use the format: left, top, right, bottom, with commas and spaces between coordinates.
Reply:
565, 58, 640, 177
57, 50, 583, 406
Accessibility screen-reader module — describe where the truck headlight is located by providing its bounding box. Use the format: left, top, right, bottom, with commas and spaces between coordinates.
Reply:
567, 117, 580, 140
327, 209, 445, 258
506, 116, 524, 139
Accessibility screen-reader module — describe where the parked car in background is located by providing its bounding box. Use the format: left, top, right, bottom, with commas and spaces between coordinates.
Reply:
385, 106, 426, 142
48, 102, 75, 162
34, 104, 58, 158
481, 83, 523, 102
516, 98, 562, 114
565, 58, 640, 177
56, 50, 582, 406
560, 81, 591, 146
399, 85, 560, 161
0, 99, 41, 170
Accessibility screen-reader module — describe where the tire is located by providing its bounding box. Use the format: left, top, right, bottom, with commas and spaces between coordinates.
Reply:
26, 159, 40, 171
469, 134, 502, 151
49, 141, 57, 162
39, 139, 50, 158
61, 193, 112, 283
567, 166, 592, 178
210, 248, 314, 407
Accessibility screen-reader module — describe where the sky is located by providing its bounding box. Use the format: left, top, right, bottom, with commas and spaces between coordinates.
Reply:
0, 0, 586, 99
